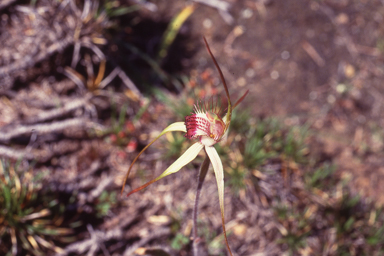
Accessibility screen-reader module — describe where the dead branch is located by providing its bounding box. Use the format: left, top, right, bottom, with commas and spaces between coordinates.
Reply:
23, 95, 92, 124
122, 228, 171, 256
301, 40, 326, 67
55, 225, 122, 256
0, 0, 17, 11
97, 68, 120, 89
131, 0, 158, 12
0, 34, 74, 77
87, 175, 114, 201
116, 67, 143, 98
0, 118, 100, 143
0, 145, 34, 160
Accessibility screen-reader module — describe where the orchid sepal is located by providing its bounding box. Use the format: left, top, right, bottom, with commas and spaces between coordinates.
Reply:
205, 145, 232, 255
121, 122, 186, 195
126, 142, 204, 197
203, 37, 232, 133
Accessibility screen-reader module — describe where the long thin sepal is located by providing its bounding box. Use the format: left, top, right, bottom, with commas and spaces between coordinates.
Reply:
203, 37, 232, 131
121, 122, 187, 195
205, 146, 233, 256
233, 90, 249, 109
126, 142, 204, 197
221, 89, 249, 138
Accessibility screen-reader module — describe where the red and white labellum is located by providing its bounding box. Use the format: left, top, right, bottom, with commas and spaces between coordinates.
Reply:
185, 113, 211, 139
185, 108, 226, 146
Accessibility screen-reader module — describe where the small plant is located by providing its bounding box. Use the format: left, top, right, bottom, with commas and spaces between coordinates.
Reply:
171, 233, 190, 250
0, 159, 72, 256
229, 109, 252, 135
328, 189, 384, 255
280, 158, 384, 256
95, 190, 117, 218
107, 103, 131, 146
226, 166, 247, 196
305, 162, 336, 189
366, 208, 384, 247
103, 1, 141, 17
236, 117, 309, 170
275, 203, 310, 255
278, 231, 308, 256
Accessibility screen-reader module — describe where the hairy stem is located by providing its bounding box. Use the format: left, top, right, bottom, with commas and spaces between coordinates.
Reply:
193, 155, 210, 256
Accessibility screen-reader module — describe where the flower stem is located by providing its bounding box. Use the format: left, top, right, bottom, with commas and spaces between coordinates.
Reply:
193, 155, 210, 256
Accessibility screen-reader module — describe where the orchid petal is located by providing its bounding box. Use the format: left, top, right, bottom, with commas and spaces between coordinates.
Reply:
221, 90, 249, 125
222, 113, 229, 125
205, 145, 233, 256
220, 114, 230, 143
220, 90, 249, 143
233, 90, 249, 109
156, 142, 203, 180
121, 122, 186, 195
126, 142, 204, 197
203, 37, 232, 131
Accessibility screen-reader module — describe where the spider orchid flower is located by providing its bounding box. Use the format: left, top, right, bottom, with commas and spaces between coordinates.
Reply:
121, 37, 248, 256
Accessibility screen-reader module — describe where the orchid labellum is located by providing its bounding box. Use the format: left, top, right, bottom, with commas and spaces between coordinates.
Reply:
121, 37, 248, 255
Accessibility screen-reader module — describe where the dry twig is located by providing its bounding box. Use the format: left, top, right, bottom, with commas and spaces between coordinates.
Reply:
122, 228, 171, 256
0, 145, 34, 160
0, 0, 17, 11
301, 40, 325, 67
0, 118, 101, 143
55, 226, 122, 256
23, 95, 92, 124
192, 0, 234, 24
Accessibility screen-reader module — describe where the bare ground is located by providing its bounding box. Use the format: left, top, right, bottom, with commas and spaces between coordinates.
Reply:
1, 0, 384, 255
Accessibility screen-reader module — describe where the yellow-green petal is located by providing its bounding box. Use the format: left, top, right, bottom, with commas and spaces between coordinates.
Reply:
121, 122, 186, 194
205, 145, 233, 256
126, 142, 204, 197
156, 142, 203, 180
